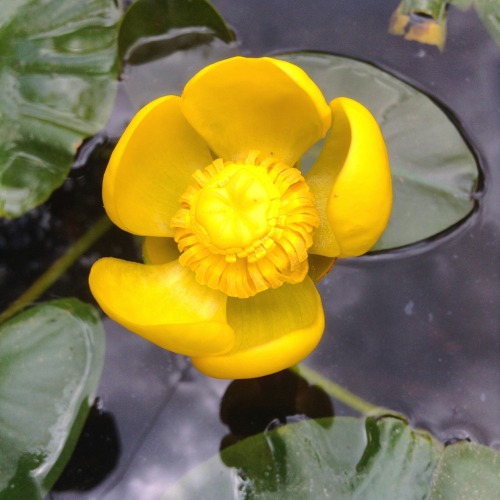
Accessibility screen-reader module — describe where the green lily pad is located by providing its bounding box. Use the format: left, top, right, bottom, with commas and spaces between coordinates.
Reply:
0, 299, 106, 498
163, 416, 500, 499
430, 440, 500, 499
280, 53, 479, 251
119, 0, 238, 110
0, 0, 121, 218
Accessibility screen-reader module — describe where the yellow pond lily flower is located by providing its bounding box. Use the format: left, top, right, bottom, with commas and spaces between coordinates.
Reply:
89, 56, 392, 379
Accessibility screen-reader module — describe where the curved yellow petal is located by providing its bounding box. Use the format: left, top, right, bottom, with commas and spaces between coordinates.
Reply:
103, 96, 213, 237
181, 56, 331, 165
192, 277, 324, 379
307, 97, 392, 258
89, 258, 233, 356
142, 237, 180, 265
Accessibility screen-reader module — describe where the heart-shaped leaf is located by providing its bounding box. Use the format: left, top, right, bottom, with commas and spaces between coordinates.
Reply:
0, 0, 121, 218
0, 299, 106, 498
280, 53, 479, 251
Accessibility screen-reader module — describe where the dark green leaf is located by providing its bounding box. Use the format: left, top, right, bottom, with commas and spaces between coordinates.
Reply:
164, 416, 500, 500
119, 0, 234, 62
0, 0, 120, 218
280, 53, 479, 251
119, 0, 237, 110
0, 299, 106, 498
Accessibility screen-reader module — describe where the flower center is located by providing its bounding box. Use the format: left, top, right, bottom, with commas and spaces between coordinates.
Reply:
194, 164, 278, 250
171, 152, 319, 298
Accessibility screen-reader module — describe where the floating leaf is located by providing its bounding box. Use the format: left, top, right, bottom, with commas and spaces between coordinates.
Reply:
430, 440, 500, 499
280, 53, 479, 251
0, 299, 106, 498
0, 0, 121, 218
119, 0, 238, 110
163, 416, 500, 499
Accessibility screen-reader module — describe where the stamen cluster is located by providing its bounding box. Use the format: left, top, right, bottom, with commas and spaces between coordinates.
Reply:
171, 152, 319, 298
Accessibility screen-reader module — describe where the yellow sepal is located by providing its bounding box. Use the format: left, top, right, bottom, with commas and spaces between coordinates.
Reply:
192, 277, 324, 379
307, 97, 392, 258
181, 56, 331, 165
103, 96, 213, 237
89, 258, 234, 356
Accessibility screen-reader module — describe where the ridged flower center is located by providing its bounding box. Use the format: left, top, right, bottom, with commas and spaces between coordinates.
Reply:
194, 164, 278, 250
171, 152, 319, 298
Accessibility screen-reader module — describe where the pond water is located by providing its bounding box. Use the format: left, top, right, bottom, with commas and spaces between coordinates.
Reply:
1, 0, 498, 498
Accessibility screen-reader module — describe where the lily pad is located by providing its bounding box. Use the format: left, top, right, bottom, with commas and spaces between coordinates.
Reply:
430, 440, 500, 499
0, 0, 121, 218
163, 416, 500, 499
118, 0, 238, 110
280, 53, 479, 251
0, 299, 106, 498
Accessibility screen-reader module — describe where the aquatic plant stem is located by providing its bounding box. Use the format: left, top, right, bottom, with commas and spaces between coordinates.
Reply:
292, 364, 382, 415
0, 215, 112, 324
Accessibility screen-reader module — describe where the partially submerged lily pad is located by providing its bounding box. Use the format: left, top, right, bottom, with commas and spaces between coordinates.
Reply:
0, 299, 106, 498
282, 52, 479, 251
163, 416, 500, 499
0, 0, 121, 218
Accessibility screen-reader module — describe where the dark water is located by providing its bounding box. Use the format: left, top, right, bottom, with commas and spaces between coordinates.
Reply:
1, 1, 498, 498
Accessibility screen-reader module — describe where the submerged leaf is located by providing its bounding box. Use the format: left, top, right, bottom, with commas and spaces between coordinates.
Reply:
282, 52, 479, 251
0, 0, 120, 218
0, 299, 106, 498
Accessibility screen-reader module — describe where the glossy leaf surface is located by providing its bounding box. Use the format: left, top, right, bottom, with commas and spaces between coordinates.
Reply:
119, 0, 234, 61
0, 299, 106, 498
281, 53, 479, 251
164, 416, 500, 499
118, 0, 238, 109
0, 0, 120, 218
